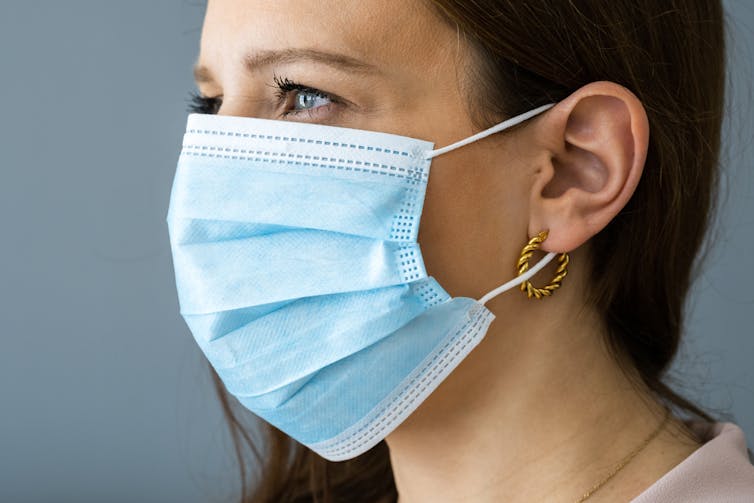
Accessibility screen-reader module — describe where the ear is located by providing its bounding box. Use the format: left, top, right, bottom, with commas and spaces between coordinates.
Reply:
527, 81, 649, 253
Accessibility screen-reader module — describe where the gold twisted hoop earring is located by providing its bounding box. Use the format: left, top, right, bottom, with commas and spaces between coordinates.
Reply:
516, 230, 569, 299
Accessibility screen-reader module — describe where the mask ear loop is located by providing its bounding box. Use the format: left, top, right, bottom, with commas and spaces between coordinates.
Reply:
417, 102, 558, 306
477, 252, 556, 306
423, 103, 555, 160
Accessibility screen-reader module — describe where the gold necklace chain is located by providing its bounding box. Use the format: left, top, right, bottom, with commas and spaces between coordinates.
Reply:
574, 408, 671, 503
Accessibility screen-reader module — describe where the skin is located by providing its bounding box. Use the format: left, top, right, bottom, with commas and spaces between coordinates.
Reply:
195, 1, 703, 501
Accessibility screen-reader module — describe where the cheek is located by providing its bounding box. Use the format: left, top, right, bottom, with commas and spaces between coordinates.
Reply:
418, 148, 529, 299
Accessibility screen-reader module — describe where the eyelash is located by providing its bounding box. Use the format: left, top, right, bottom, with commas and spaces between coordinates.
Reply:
185, 76, 339, 118
187, 90, 222, 115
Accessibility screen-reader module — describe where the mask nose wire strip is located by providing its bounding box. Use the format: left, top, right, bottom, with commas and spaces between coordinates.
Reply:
477, 252, 556, 306
422, 103, 555, 160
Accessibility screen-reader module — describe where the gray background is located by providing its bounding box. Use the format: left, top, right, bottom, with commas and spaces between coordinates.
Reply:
0, 1, 751, 502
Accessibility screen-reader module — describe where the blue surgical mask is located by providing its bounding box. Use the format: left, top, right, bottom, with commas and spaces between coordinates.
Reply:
166, 103, 555, 461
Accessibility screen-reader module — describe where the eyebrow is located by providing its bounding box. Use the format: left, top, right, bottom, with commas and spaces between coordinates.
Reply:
193, 48, 378, 85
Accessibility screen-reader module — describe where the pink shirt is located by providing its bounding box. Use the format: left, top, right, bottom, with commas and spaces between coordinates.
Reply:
632, 421, 754, 502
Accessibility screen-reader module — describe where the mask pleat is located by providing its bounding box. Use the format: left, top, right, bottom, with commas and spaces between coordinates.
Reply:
246, 298, 491, 441
168, 156, 425, 242
197, 278, 449, 397
169, 223, 427, 314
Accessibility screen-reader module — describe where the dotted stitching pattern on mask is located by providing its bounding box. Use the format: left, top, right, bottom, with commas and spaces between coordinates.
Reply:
410, 279, 450, 309
396, 246, 425, 283
388, 206, 419, 242
186, 128, 414, 158
181, 145, 427, 181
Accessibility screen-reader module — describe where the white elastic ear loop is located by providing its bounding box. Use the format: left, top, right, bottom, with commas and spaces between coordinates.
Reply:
423, 103, 555, 160
477, 252, 556, 306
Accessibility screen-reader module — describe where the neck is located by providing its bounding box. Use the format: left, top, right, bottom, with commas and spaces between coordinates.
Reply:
384, 278, 694, 503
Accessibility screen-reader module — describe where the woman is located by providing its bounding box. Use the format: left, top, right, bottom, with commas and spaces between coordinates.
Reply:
166, 0, 754, 501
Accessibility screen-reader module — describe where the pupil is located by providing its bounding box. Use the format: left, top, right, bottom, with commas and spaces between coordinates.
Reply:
297, 92, 315, 110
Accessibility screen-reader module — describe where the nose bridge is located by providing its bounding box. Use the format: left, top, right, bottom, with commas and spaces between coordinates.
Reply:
217, 93, 269, 119
213, 69, 274, 118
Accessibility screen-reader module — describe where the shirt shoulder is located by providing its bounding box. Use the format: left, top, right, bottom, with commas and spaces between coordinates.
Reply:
631, 421, 754, 502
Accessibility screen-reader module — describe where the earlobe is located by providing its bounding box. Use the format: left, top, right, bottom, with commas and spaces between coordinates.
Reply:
528, 81, 649, 253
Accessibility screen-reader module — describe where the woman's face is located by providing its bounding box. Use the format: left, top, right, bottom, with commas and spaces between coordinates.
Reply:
195, 0, 537, 312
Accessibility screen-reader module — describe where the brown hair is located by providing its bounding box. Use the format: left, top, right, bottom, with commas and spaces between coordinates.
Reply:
207, 1, 726, 501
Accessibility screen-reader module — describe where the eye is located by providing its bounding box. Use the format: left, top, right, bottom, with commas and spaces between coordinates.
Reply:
186, 90, 221, 115
186, 79, 341, 119
293, 90, 331, 111
272, 75, 338, 119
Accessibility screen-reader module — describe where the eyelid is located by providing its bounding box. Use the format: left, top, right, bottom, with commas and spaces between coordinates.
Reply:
283, 102, 339, 121
273, 76, 339, 103
272, 75, 347, 120
186, 78, 354, 120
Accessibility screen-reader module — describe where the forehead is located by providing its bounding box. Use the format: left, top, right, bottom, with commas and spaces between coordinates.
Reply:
198, 0, 458, 78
